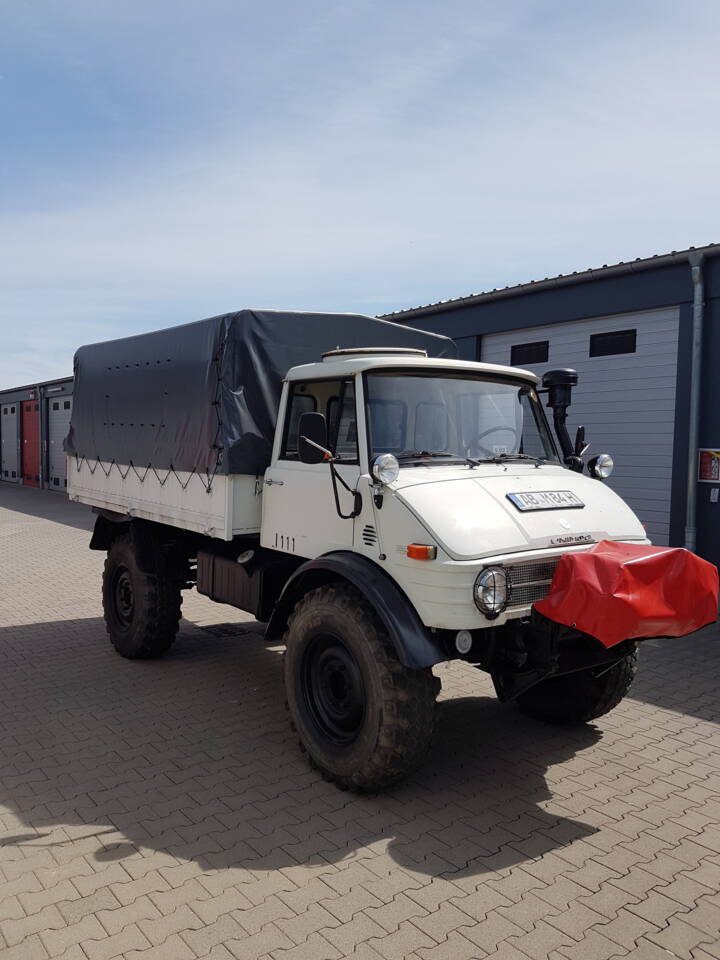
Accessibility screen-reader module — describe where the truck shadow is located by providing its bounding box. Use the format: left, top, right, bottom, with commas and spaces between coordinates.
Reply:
0, 616, 604, 882
0, 484, 94, 532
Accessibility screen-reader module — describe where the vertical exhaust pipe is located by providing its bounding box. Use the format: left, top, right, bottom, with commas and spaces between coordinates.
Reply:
542, 368, 584, 473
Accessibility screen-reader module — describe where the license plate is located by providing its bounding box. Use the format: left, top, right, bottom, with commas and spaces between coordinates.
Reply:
507, 490, 585, 511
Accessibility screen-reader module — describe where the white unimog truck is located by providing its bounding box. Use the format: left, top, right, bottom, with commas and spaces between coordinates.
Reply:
65, 308, 672, 791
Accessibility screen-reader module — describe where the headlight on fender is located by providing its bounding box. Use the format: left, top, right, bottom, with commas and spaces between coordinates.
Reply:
474, 566, 509, 619
588, 453, 614, 480
372, 453, 400, 484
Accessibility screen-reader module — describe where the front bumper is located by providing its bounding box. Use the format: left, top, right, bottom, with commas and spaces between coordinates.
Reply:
490, 610, 637, 701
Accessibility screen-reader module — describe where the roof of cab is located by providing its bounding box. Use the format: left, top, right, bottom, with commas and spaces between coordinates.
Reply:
285, 352, 539, 384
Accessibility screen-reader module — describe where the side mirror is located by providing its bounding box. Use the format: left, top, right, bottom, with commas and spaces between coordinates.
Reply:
574, 425, 589, 458
298, 412, 330, 464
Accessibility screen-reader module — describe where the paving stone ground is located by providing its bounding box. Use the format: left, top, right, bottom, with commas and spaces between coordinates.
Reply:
1, 483, 720, 960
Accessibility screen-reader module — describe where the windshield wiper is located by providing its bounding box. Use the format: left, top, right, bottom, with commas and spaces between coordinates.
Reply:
475, 453, 545, 467
396, 450, 454, 460
396, 450, 485, 469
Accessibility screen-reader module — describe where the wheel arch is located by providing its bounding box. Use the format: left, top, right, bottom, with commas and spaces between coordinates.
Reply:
89, 512, 130, 551
266, 551, 448, 669
92, 513, 195, 581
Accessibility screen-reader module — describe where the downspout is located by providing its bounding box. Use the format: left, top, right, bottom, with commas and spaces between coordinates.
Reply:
684, 252, 704, 552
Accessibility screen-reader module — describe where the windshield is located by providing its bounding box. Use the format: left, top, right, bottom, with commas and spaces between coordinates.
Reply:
365, 371, 558, 464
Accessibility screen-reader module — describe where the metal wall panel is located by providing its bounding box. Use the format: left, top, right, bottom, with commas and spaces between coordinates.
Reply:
1, 402, 19, 482
21, 399, 40, 487
48, 396, 72, 490
481, 307, 680, 545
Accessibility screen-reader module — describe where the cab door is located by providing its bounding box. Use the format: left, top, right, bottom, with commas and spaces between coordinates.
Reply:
261, 376, 361, 559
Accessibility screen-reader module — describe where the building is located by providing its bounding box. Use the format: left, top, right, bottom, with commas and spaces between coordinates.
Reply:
382, 243, 720, 568
1, 377, 74, 490
3, 241, 719, 569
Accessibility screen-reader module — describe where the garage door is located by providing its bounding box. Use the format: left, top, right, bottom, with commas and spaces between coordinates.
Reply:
21, 400, 41, 487
48, 396, 72, 490
481, 306, 680, 545
1, 402, 20, 482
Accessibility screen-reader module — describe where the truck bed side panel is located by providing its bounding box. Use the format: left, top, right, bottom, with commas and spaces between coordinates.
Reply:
67, 458, 261, 540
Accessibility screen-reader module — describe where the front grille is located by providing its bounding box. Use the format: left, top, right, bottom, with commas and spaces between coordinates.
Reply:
507, 558, 559, 609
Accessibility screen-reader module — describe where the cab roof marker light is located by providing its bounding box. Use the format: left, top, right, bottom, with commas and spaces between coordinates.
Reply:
407, 544, 437, 560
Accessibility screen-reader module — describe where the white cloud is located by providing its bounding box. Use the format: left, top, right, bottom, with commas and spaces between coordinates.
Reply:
1, 0, 720, 387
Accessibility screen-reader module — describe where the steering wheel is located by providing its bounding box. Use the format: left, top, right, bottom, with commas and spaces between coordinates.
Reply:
467, 426, 521, 458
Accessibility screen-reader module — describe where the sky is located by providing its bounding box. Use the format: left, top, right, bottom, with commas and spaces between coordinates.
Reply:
1, 0, 720, 387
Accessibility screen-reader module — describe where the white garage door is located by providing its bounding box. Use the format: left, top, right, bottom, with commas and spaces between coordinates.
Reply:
481, 306, 680, 545
48, 396, 72, 490
1, 402, 20, 482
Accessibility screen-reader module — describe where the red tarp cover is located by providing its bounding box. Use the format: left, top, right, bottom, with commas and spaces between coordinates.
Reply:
533, 540, 719, 648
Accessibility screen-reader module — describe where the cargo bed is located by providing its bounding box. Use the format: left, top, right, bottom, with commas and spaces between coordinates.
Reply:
68, 460, 261, 539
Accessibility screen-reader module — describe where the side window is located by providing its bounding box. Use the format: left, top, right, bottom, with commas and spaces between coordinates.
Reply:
589, 329, 636, 357
327, 381, 358, 461
281, 379, 359, 462
281, 391, 316, 459
511, 341, 549, 366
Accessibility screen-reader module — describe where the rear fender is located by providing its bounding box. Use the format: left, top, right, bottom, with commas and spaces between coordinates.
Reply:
89, 512, 129, 551
90, 514, 192, 579
266, 551, 448, 669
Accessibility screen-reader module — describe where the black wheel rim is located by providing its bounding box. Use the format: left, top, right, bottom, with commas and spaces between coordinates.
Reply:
302, 634, 366, 746
112, 564, 135, 627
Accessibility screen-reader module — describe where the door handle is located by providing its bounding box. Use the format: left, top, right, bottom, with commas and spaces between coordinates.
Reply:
264, 477, 284, 486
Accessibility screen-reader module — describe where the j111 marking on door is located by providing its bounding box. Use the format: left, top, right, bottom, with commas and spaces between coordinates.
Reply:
273, 533, 296, 552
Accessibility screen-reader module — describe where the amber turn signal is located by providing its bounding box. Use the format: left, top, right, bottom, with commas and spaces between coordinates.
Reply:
407, 544, 437, 560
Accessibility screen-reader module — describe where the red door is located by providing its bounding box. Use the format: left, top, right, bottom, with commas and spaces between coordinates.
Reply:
21, 400, 40, 487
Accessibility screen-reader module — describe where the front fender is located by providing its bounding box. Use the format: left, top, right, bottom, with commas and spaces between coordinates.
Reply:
266, 551, 448, 669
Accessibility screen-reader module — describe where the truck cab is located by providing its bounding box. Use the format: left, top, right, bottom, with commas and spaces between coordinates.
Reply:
262, 348, 645, 631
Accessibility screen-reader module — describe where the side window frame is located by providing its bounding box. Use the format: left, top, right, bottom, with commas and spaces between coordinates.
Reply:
280, 386, 317, 461
279, 377, 359, 464
327, 378, 359, 463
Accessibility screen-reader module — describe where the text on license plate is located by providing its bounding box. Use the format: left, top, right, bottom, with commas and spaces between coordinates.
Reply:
506, 490, 585, 511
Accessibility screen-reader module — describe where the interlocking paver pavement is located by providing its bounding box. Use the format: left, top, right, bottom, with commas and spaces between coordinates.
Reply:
2, 482, 720, 959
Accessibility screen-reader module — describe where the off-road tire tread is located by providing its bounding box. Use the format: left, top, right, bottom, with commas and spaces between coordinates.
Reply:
283, 583, 439, 792
103, 534, 182, 659
517, 648, 638, 724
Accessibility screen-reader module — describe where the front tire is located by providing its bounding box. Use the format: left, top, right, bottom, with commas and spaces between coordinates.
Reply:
283, 584, 439, 792
102, 534, 182, 659
516, 648, 638, 724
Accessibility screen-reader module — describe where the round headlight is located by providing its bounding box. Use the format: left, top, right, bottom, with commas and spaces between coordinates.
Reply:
474, 566, 509, 618
589, 453, 614, 479
372, 453, 400, 484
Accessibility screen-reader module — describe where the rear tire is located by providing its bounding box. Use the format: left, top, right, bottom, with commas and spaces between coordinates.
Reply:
516, 648, 638, 724
102, 534, 182, 659
283, 584, 439, 792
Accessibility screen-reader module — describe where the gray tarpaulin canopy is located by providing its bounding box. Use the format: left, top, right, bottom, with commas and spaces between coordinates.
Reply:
65, 309, 457, 477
